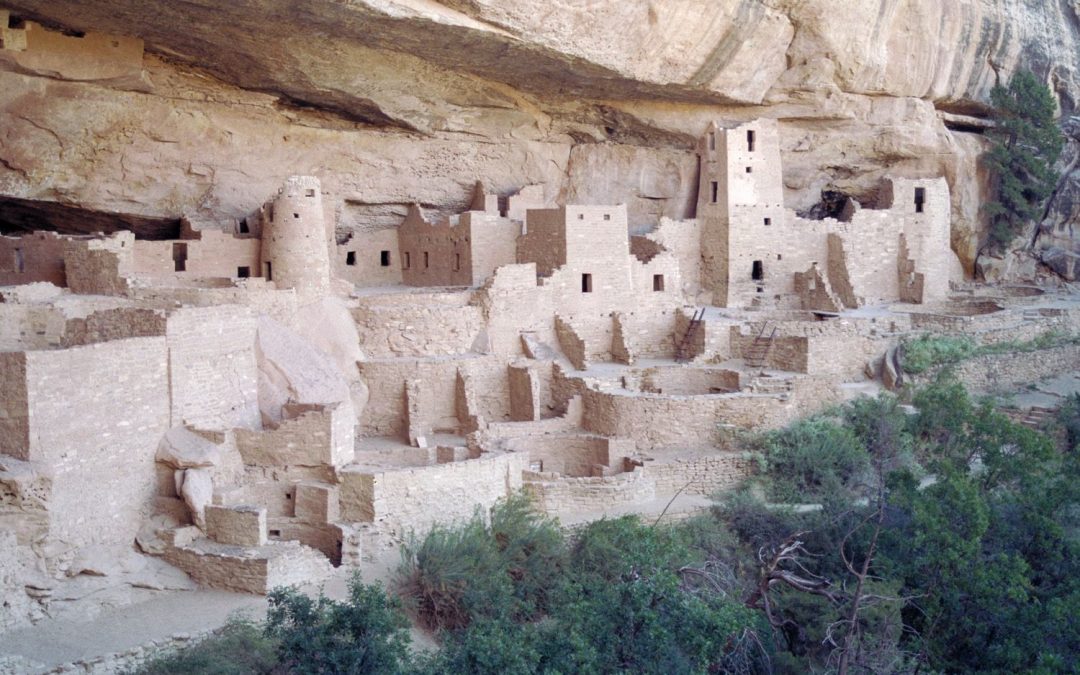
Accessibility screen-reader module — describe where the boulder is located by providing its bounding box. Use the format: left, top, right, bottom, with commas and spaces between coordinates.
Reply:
155, 427, 221, 469
255, 315, 353, 424
180, 469, 213, 530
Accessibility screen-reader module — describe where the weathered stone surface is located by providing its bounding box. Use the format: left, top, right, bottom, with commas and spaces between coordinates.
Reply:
0, 1, 1078, 276
255, 315, 352, 424
179, 468, 213, 530
155, 427, 221, 470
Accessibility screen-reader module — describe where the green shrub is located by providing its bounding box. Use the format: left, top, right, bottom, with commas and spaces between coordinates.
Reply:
901, 334, 976, 374
265, 575, 412, 675
397, 494, 563, 631
763, 417, 868, 504
131, 617, 277, 675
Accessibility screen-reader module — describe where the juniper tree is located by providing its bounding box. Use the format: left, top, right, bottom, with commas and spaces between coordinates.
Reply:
983, 70, 1064, 251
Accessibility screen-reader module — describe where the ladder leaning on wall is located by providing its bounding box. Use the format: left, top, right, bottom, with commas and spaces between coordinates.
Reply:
745, 322, 777, 370
675, 308, 705, 363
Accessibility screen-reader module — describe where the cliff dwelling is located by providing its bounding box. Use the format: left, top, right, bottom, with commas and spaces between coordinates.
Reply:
0, 4, 1079, 671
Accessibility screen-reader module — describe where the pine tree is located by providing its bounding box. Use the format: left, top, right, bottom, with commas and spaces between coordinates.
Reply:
983, 71, 1064, 251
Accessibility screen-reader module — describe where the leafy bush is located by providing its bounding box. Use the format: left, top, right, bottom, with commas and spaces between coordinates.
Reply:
131, 617, 277, 675
762, 417, 868, 504
265, 575, 412, 675
397, 493, 563, 631
900, 334, 976, 374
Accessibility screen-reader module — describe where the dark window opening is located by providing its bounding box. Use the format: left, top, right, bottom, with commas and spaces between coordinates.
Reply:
581, 273, 593, 293
764, 217, 772, 226
914, 187, 926, 213
265, 261, 272, 280
380, 250, 390, 267
238, 219, 250, 234
8, 15, 25, 29
708, 132, 716, 151
269, 529, 282, 538
652, 274, 665, 292
777, 254, 782, 261
404, 252, 411, 269
293, 213, 300, 219
578, 213, 585, 220
710, 181, 719, 204
346, 251, 356, 266
747, 129, 756, 152
603, 214, 611, 221
745, 166, 753, 174
14, 248, 24, 274
454, 253, 461, 271
172, 242, 188, 272
751, 260, 763, 281
423, 251, 429, 268
305, 189, 315, 198
237, 266, 250, 278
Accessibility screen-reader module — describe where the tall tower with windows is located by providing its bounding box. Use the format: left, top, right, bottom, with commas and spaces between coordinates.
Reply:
259, 176, 331, 292
696, 119, 785, 307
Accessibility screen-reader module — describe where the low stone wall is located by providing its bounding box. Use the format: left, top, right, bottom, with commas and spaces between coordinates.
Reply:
523, 466, 655, 515
580, 387, 799, 450
339, 451, 529, 536
163, 538, 331, 594
916, 343, 1080, 393
648, 452, 755, 495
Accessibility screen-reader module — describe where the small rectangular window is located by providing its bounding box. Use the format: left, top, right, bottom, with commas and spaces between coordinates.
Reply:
293, 212, 300, 219
423, 251, 429, 268
346, 251, 356, 266
708, 132, 716, 151
237, 266, 250, 278
745, 166, 753, 174
269, 529, 282, 538
710, 181, 719, 204
652, 274, 664, 292
265, 261, 272, 280
747, 129, 756, 152
751, 260, 763, 281
380, 250, 390, 267
404, 252, 411, 269
172, 242, 188, 272
305, 189, 315, 198
603, 214, 611, 221
581, 273, 593, 293
578, 213, 585, 220
914, 187, 926, 213
14, 248, 24, 274
239, 219, 250, 234
764, 217, 772, 226
454, 253, 461, 271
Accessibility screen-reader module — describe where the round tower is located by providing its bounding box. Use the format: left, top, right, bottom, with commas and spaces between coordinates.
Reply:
260, 176, 331, 292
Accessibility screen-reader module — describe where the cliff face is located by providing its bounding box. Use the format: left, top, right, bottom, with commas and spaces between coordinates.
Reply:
1, 0, 1079, 274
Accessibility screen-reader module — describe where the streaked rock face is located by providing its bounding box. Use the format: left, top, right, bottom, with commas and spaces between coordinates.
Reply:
1, 0, 1078, 275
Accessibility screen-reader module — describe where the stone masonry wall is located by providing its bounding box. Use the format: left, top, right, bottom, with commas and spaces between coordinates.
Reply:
23, 337, 169, 554
166, 304, 259, 430
339, 451, 529, 536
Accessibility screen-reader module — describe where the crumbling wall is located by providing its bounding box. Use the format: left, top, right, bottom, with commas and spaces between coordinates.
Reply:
63, 233, 134, 295
0, 232, 67, 286
133, 231, 260, 279
236, 403, 354, 467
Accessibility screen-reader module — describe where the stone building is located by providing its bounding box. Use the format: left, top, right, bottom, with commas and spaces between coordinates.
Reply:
0, 118, 989, 625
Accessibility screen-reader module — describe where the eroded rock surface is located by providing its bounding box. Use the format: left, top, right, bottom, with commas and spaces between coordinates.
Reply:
0, 1, 1078, 275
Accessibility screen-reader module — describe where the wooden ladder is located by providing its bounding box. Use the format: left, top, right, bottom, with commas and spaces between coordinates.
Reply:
675, 308, 705, 362
745, 322, 777, 370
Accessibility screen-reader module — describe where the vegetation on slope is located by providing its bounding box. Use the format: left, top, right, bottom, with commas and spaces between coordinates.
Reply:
135, 377, 1079, 674
983, 70, 1064, 251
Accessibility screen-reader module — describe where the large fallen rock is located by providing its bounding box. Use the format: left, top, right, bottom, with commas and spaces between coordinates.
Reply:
179, 469, 213, 530
255, 315, 353, 424
155, 427, 221, 469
